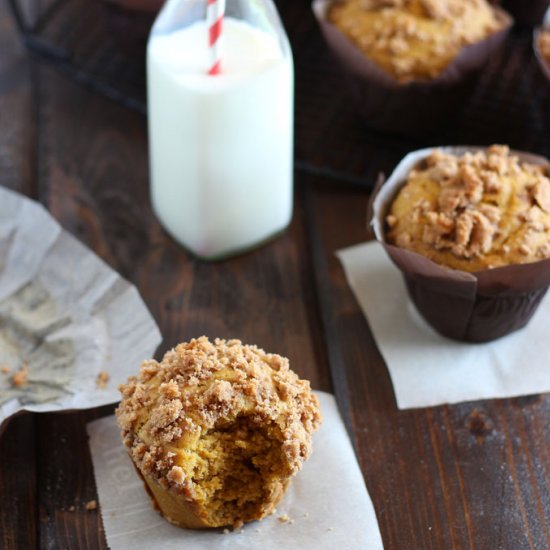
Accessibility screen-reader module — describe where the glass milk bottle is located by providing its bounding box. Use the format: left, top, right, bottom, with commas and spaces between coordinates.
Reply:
147, 0, 294, 260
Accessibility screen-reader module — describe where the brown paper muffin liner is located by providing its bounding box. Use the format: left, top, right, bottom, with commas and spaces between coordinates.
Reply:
312, 0, 513, 136
501, 0, 550, 27
368, 146, 550, 343
534, 27, 550, 81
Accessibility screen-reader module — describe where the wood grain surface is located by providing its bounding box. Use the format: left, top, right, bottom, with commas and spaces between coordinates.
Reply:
2, 0, 550, 548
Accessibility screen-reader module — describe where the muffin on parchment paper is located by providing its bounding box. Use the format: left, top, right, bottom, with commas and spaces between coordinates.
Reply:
370, 145, 550, 342
313, 0, 512, 135
116, 337, 321, 529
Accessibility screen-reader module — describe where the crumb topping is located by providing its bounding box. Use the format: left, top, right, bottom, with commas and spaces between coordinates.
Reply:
328, 0, 505, 82
386, 146, 550, 271
116, 337, 321, 527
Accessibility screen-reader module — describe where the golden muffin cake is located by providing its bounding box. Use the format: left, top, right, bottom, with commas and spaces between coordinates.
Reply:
328, 0, 505, 82
386, 145, 550, 272
116, 337, 321, 529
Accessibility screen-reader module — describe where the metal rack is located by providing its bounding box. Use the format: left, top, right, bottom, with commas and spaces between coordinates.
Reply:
8, 0, 550, 187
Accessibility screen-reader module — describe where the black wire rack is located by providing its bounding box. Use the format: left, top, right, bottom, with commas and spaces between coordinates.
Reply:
8, 0, 148, 112
8, 0, 550, 187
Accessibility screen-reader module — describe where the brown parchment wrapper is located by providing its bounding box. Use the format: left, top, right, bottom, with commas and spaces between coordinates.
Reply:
501, 0, 550, 27
312, 0, 513, 136
534, 27, 550, 81
368, 146, 550, 343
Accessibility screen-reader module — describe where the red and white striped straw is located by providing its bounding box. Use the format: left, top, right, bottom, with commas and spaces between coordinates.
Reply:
207, 0, 225, 75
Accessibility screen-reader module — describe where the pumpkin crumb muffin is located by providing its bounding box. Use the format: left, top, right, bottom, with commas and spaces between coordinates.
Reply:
328, 0, 505, 82
386, 145, 550, 271
116, 337, 321, 529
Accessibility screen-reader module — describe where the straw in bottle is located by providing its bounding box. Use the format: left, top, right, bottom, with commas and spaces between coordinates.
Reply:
207, 0, 226, 75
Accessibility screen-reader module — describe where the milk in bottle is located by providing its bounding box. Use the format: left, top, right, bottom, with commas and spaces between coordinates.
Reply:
147, 0, 294, 259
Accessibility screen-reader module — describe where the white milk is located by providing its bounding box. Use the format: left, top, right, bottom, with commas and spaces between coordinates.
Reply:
147, 18, 294, 259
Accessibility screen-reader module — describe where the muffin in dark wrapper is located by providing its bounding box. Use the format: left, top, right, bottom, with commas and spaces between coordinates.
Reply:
369, 146, 550, 343
312, 0, 512, 137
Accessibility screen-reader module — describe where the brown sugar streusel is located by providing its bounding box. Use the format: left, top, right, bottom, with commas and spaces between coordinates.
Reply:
386, 145, 550, 272
328, 0, 505, 82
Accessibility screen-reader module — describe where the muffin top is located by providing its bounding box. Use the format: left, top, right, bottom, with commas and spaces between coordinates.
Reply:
386, 146, 550, 272
538, 30, 550, 65
328, 0, 505, 82
116, 336, 321, 496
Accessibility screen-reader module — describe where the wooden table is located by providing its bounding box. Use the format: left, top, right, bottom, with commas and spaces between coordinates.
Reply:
2, 1, 550, 548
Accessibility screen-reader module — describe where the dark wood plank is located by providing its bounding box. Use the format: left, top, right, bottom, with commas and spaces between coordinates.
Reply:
0, 414, 37, 550
36, 407, 113, 550
305, 175, 550, 549
0, 0, 37, 197
0, 3, 39, 549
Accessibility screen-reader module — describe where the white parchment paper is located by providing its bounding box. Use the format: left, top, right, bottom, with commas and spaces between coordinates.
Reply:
0, 186, 161, 427
337, 241, 550, 409
87, 391, 383, 550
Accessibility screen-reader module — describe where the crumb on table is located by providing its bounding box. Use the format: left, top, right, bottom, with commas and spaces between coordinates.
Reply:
85, 500, 97, 511
1, 366, 11, 374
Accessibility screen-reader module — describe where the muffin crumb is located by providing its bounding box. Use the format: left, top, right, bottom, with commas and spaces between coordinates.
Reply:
96, 371, 110, 389
11, 365, 29, 387
85, 500, 98, 511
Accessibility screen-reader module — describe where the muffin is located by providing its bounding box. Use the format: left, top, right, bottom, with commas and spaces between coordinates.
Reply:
386, 145, 550, 271
313, 0, 512, 135
370, 145, 550, 342
327, 0, 505, 83
116, 337, 321, 529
